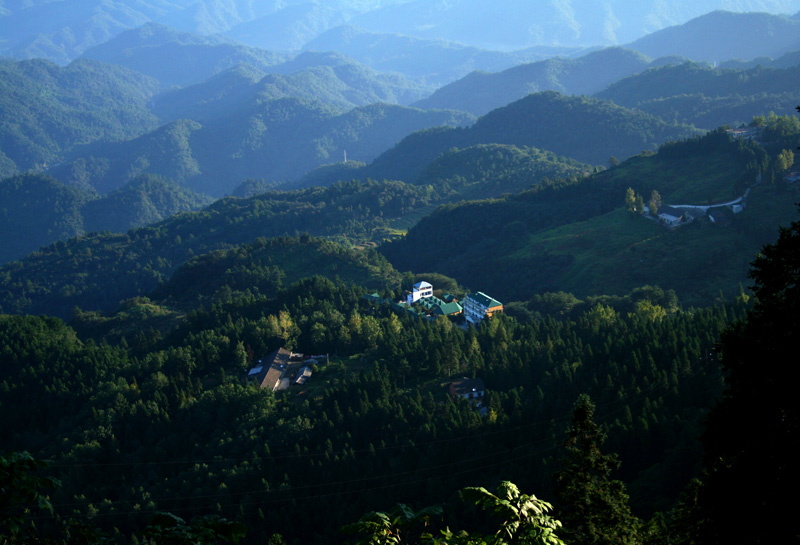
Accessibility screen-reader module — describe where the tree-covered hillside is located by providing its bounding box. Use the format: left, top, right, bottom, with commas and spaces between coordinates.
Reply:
80, 22, 290, 88
152, 50, 430, 121
597, 61, 800, 128
380, 126, 797, 306
0, 268, 745, 544
0, 174, 212, 264
49, 99, 473, 196
0, 174, 94, 264
626, 10, 800, 62
297, 143, 592, 200
413, 47, 670, 116
0, 179, 435, 318
0, 58, 160, 176
362, 91, 698, 184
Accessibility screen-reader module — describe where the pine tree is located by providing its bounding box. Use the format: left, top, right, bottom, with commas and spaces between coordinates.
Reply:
554, 395, 639, 545
699, 207, 800, 545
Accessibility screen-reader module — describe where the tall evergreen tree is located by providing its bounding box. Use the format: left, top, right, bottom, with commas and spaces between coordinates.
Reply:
700, 207, 800, 545
554, 395, 639, 545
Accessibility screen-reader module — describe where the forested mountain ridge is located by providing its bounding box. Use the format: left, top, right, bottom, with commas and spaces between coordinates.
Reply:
358, 91, 699, 184
0, 58, 160, 177
625, 10, 800, 62
596, 61, 800, 128
380, 124, 799, 306
302, 24, 569, 87
47, 99, 473, 196
79, 22, 291, 88
0, 179, 436, 318
0, 173, 212, 264
412, 47, 678, 116
151, 50, 431, 122
4, 117, 796, 318
0, 174, 94, 264
294, 143, 592, 199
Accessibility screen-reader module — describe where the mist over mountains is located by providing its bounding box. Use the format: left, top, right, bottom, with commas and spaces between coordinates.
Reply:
3, 0, 799, 65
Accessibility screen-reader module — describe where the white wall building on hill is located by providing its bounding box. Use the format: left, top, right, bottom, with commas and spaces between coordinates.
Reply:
407, 281, 433, 304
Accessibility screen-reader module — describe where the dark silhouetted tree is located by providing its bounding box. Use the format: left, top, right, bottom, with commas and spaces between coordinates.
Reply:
554, 395, 639, 545
700, 207, 800, 545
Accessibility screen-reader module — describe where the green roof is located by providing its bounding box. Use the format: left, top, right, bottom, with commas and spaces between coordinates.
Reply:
468, 292, 502, 308
433, 302, 462, 315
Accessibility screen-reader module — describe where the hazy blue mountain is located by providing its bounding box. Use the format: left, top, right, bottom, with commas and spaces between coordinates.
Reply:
0, 0, 167, 64
224, 2, 347, 50
5, 1, 800, 64
596, 61, 800, 128
0, 173, 94, 264
719, 48, 800, 69
412, 47, 684, 116
626, 10, 800, 62
0, 57, 160, 175
0, 0, 387, 63
49, 99, 474, 196
151, 51, 430, 122
348, 0, 800, 50
80, 23, 289, 87
302, 24, 582, 86
155, 0, 284, 35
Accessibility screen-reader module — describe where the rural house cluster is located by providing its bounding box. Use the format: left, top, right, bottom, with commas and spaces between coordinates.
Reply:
364, 281, 503, 324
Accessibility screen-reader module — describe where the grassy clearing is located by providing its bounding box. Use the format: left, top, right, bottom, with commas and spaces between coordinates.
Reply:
599, 152, 745, 204
510, 182, 800, 304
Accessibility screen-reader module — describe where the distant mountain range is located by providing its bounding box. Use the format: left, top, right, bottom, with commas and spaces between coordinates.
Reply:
80, 23, 290, 88
302, 25, 585, 87
48, 100, 473, 196
625, 10, 800, 62
3, 1, 800, 65
596, 61, 800, 128
0, 44, 466, 193
345, 1, 800, 50
412, 47, 681, 116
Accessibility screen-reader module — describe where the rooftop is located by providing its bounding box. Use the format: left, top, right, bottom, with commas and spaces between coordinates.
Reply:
467, 292, 502, 308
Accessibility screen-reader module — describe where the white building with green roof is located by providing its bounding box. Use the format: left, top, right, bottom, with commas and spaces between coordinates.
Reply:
463, 292, 503, 324
406, 281, 433, 304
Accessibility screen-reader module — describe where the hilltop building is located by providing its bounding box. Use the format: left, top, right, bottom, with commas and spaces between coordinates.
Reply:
463, 292, 503, 324
407, 281, 433, 304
